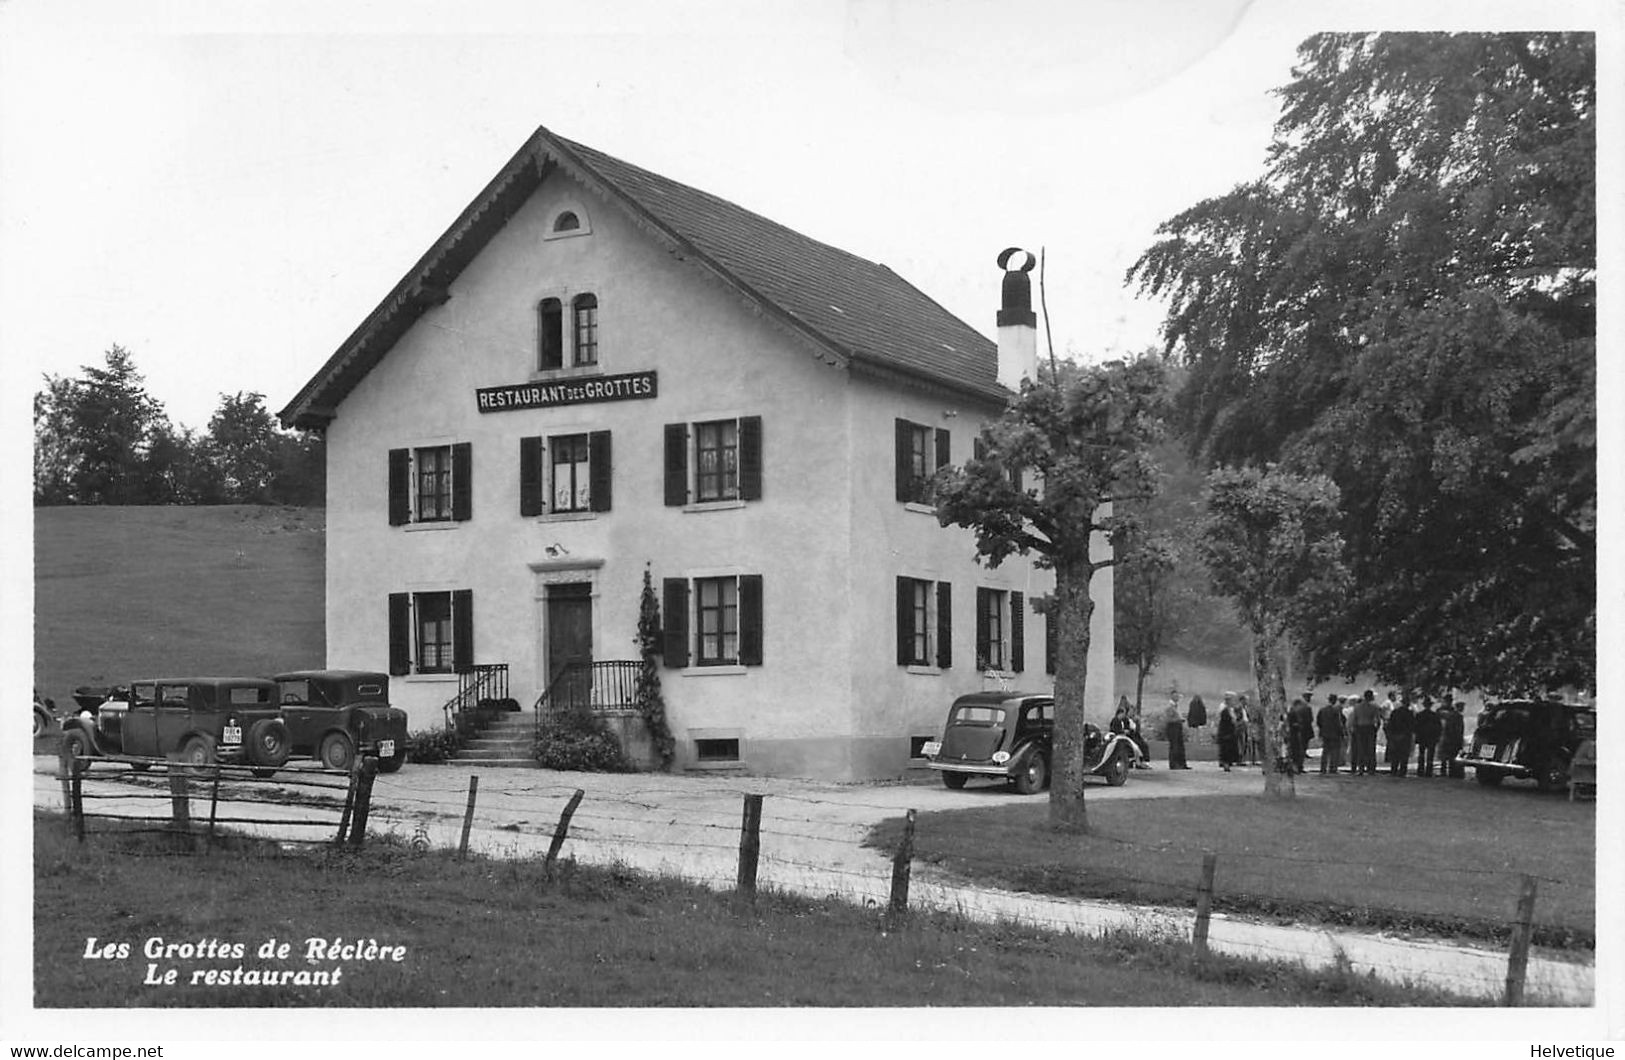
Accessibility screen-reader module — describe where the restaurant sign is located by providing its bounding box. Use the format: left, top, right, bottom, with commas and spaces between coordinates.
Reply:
475, 370, 657, 413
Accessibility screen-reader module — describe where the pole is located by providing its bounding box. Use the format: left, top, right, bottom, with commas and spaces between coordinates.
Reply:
334, 763, 359, 845
1504, 874, 1538, 1006
348, 756, 379, 849
1193, 852, 1217, 956
736, 793, 764, 898
887, 809, 917, 928
206, 764, 222, 850
457, 773, 479, 858
545, 788, 586, 877
167, 758, 190, 837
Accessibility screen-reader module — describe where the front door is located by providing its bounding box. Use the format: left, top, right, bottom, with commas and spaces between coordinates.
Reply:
546, 583, 594, 708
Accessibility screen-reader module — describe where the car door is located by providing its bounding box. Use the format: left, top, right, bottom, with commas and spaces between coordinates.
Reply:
154, 682, 195, 754
275, 677, 321, 752
119, 683, 160, 756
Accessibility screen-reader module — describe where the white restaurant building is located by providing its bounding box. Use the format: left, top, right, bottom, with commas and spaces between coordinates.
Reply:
278, 125, 1112, 779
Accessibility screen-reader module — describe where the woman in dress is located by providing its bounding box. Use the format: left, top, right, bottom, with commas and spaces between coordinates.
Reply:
1216, 697, 1239, 772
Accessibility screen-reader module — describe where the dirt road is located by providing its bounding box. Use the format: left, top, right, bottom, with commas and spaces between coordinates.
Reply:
33, 755, 1593, 1005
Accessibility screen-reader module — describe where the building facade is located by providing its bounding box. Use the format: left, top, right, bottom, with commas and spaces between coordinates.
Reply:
280, 126, 1113, 779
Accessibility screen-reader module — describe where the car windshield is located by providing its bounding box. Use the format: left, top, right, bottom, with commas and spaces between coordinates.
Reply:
951, 705, 1006, 726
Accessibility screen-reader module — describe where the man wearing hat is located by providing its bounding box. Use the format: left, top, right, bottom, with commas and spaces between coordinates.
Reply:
1161, 690, 1191, 769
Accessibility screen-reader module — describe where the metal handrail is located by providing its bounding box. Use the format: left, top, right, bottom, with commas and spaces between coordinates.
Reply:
533, 660, 641, 738
441, 663, 510, 729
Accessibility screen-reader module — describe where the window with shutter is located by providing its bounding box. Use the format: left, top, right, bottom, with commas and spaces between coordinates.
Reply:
388, 593, 411, 675
936, 582, 953, 669
519, 437, 544, 517
1010, 591, 1025, 673
661, 578, 689, 667
739, 575, 763, 666
388, 449, 410, 525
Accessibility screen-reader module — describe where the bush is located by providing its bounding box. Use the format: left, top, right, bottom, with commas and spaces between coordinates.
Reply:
407, 727, 464, 765
535, 707, 632, 773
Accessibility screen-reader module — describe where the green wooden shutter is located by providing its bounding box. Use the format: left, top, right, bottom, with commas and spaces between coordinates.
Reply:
894, 420, 912, 502
1010, 591, 1025, 673
451, 589, 474, 673
388, 449, 410, 525
662, 578, 689, 667
664, 424, 688, 506
519, 437, 544, 516
934, 427, 951, 472
1045, 606, 1058, 675
739, 575, 764, 666
388, 593, 411, 675
936, 582, 952, 669
451, 442, 473, 522
975, 588, 992, 670
896, 576, 913, 666
738, 416, 763, 500
589, 431, 613, 512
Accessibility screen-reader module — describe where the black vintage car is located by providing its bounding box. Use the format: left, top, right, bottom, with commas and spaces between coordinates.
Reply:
1457, 698, 1597, 792
922, 691, 1140, 794
270, 670, 409, 773
60, 677, 291, 776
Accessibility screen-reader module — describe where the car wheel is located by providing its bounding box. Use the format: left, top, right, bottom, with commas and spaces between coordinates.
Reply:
62, 730, 91, 776
1014, 753, 1048, 796
1104, 747, 1130, 787
319, 732, 356, 772
246, 719, 292, 768
181, 735, 216, 776
33, 710, 47, 739
1536, 766, 1566, 793
1475, 768, 1503, 787
941, 771, 968, 790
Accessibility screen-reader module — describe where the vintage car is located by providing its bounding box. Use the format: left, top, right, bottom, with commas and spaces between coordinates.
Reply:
1458, 698, 1597, 792
60, 677, 291, 776
33, 688, 57, 739
922, 691, 1140, 794
270, 670, 409, 773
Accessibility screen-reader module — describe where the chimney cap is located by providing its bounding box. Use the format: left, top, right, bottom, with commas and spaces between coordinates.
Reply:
997, 247, 1036, 273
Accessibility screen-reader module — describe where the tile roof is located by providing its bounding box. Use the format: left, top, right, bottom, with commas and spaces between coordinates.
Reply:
279, 125, 1007, 429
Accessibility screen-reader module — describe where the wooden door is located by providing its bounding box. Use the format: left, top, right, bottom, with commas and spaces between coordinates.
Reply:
546, 583, 593, 707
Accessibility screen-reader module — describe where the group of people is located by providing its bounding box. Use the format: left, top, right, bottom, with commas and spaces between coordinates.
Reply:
1128, 687, 1470, 777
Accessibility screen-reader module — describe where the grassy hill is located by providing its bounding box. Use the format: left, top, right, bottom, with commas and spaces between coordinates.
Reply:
33, 505, 325, 699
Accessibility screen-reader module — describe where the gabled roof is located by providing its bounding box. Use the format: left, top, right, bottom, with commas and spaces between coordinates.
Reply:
279, 125, 1007, 429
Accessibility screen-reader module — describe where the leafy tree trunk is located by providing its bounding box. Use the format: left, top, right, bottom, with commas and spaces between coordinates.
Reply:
1134, 666, 1148, 715
1252, 632, 1296, 798
1048, 557, 1095, 833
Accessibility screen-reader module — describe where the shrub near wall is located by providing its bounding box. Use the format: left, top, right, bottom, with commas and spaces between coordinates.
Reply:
407, 728, 465, 765
535, 706, 633, 773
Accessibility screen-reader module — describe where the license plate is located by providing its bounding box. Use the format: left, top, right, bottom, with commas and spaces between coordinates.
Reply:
379, 739, 395, 758
1479, 744, 1496, 759
921, 741, 941, 758
222, 724, 242, 744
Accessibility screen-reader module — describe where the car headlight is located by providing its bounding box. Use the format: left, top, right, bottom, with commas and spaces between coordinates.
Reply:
991, 751, 1010, 764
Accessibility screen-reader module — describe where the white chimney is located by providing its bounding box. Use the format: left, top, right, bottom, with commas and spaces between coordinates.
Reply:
996, 247, 1038, 390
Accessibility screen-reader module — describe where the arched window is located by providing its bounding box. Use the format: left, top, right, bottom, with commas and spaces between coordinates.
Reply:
538, 298, 563, 370
572, 293, 598, 367
553, 211, 580, 233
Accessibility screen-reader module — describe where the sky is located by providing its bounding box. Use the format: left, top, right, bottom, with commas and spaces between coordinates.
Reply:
1, 0, 1609, 434
2, 0, 1620, 1045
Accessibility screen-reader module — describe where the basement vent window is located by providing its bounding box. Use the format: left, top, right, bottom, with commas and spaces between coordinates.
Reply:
694, 738, 739, 762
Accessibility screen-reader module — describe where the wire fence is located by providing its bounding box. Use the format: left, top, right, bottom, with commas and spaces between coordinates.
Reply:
44, 755, 1594, 1006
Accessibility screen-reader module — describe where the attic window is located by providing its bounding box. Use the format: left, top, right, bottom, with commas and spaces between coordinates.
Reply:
545, 206, 591, 240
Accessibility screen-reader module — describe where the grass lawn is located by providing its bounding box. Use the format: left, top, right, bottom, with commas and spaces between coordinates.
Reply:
32, 813, 1480, 1008
866, 774, 1594, 950
33, 505, 325, 697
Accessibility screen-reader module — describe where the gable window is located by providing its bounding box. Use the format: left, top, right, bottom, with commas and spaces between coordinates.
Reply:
572, 293, 598, 367
661, 575, 764, 669
389, 444, 472, 525
896, 577, 953, 669
538, 299, 564, 370
388, 589, 474, 676
895, 419, 950, 504
664, 417, 763, 506
520, 433, 612, 516
553, 211, 580, 233
975, 588, 1025, 673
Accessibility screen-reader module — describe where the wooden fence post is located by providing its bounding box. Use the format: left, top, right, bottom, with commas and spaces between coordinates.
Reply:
544, 788, 586, 877
1504, 874, 1538, 1006
70, 767, 85, 844
457, 773, 480, 858
206, 764, 223, 850
348, 756, 379, 849
167, 758, 190, 836
58, 742, 74, 821
887, 808, 917, 928
334, 763, 359, 845
1193, 852, 1217, 957
736, 793, 764, 899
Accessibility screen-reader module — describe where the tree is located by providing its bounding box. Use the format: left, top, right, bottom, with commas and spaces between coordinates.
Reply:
935, 356, 1165, 832
1197, 465, 1350, 797
1113, 527, 1179, 715
1129, 33, 1594, 693
205, 392, 280, 503
34, 346, 170, 504
635, 566, 676, 770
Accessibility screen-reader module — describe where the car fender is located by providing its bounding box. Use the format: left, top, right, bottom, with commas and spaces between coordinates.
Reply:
1098, 732, 1140, 766
1009, 740, 1046, 772
60, 715, 109, 755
